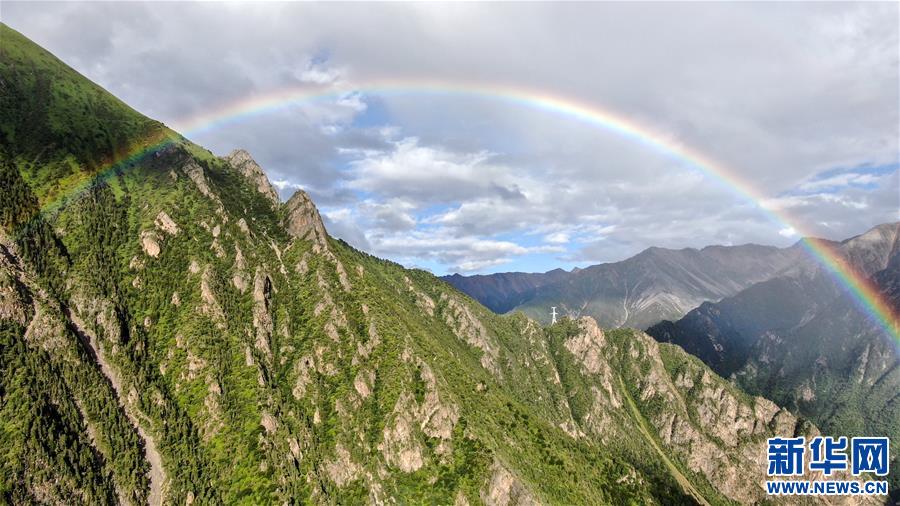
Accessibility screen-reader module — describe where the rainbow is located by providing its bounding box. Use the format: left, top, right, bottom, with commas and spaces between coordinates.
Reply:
32, 79, 900, 341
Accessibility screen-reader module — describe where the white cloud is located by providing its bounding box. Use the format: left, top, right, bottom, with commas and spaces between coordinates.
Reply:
362, 226, 564, 273
456, 258, 513, 272
323, 208, 352, 222
763, 193, 870, 211
364, 199, 418, 231
296, 63, 345, 85
545, 232, 570, 244
335, 92, 367, 112
797, 172, 883, 193
272, 179, 303, 191
347, 137, 521, 204
320, 207, 371, 250
779, 227, 797, 238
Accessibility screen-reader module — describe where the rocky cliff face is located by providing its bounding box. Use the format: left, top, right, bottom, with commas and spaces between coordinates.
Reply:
222, 149, 281, 207
283, 188, 328, 244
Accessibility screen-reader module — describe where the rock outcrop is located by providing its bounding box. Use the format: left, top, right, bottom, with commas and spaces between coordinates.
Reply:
223, 149, 281, 207
481, 461, 537, 506
283, 189, 327, 243
154, 211, 179, 235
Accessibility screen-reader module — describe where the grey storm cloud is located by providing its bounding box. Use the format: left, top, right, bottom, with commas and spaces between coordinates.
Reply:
4, 1, 897, 274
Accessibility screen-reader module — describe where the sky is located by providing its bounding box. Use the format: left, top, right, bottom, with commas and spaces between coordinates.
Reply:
5, 2, 899, 275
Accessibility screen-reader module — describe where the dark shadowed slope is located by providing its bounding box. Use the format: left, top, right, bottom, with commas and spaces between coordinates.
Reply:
442, 269, 570, 314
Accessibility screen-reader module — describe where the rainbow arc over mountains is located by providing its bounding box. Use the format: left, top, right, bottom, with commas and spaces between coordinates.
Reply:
35, 79, 900, 342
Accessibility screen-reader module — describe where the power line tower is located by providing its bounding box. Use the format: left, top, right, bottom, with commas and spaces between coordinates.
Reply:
551, 306, 558, 325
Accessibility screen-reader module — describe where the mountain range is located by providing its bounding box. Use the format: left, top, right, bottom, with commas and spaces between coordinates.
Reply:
445, 243, 804, 329
0, 23, 890, 505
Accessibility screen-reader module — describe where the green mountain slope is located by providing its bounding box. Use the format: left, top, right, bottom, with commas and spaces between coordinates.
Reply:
0, 24, 879, 505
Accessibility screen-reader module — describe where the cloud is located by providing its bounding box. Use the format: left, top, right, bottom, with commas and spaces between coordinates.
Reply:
272, 179, 304, 191
793, 164, 897, 194
545, 232, 570, 244
761, 169, 899, 239
368, 200, 417, 231
296, 58, 347, 86
369, 230, 563, 273
798, 173, 880, 192
779, 227, 797, 238
321, 208, 372, 251
346, 137, 533, 205
3, 2, 897, 274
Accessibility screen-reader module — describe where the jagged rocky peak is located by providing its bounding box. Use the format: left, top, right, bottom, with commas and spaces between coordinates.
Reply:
284, 189, 327, 243
223, 149, 281, 206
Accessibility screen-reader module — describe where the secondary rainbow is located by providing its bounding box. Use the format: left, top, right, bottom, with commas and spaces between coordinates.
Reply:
37, 78, 900, 341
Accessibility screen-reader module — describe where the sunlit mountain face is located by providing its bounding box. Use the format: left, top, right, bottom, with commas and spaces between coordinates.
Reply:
1, 2, 898, 505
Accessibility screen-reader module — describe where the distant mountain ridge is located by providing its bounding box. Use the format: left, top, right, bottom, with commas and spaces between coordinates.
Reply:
443, 268, 570, 314
445, 242, 804, 329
